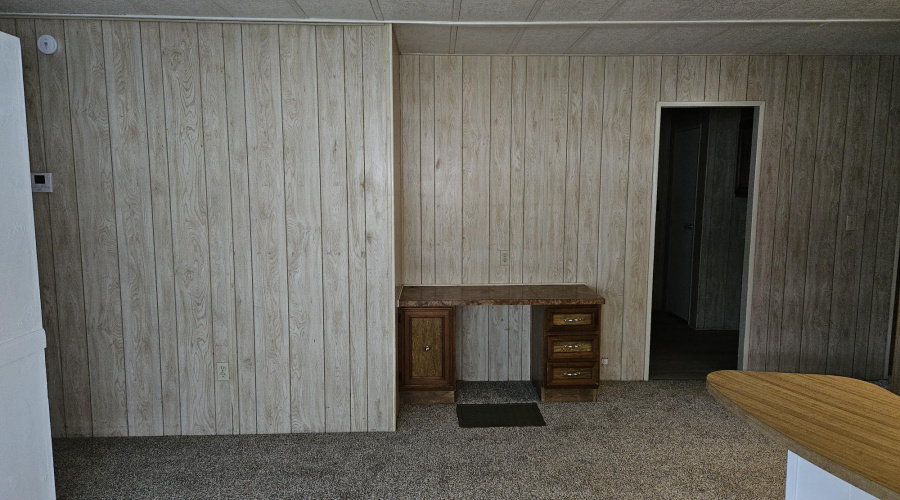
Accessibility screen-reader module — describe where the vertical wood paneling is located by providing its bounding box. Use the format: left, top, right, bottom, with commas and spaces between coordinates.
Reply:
420, 56, 436, 284
66, 19, 128, 436
140, 21, 181, 435
198, 23, 238, 434
16, 19, 399, 436
767, 55, 802, 371
855, 57, 896, 379
622, 56, 661, 380
400, 55, 421, 284
316, 25, 351, 433
343, 26, 368, 431
597, 56, 633, 380
866, 58, 900, 380
778, 56, 824, 373
279, 24, 325, 433
222, 23, 255, 434
509, 57, 527, 284
103, 20, 163, 436
16, 18, 67, 438
160, 22, 215, 435
704, 55, 721, 101
719, 56, 750, 101
462, 56, 490, 284
746, 55, 788, 371
434, 56, 463, 284
544, 57, 569, 282
40, 18, 93, 436
243, 23, 290, 434
362, 25, 395, 431
828, 56, 879, 376
676, 55, 706, 101
490, 56, 512, 284
523, 57, 546, 284
800, 56, 851, 374
577, 57, 604, 287
564, 57, 584, 284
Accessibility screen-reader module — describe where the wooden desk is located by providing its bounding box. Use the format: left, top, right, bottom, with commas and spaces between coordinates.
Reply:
707, 370, 900, 500
398, 284, 606, 404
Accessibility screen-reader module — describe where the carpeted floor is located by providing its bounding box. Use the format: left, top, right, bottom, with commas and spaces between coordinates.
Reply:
53, 381, 787, 500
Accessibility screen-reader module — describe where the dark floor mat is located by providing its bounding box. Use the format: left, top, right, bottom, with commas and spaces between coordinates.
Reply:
456, 403, 546, 428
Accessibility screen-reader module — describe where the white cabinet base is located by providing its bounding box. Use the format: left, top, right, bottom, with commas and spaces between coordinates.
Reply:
785, 452, 878, 500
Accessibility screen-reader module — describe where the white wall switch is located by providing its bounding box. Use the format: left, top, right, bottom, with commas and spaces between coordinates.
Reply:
31, 173, 52, 193
499, 250, 510, 266
216, 362, 229, 381
601, 358, 609, 365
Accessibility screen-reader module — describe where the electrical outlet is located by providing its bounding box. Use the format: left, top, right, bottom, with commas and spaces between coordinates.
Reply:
216, 362, 229, 381
601, 358, 609, 365
499, 250, 510, 266
845, 215, 857, 231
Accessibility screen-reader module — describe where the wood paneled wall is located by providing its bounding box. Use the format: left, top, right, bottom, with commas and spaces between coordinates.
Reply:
0, 18, 396, 437
399, 54, 900, 382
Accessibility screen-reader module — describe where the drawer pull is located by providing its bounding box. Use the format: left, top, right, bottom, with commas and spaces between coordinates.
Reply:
564, 343, 583, 349
424, 345, 431, 351
562, 371, 585, 377
563, 317, 584, 323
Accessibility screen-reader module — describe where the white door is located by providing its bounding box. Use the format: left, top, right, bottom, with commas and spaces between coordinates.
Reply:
665, 124, 702, 322
0, 30, 56, 499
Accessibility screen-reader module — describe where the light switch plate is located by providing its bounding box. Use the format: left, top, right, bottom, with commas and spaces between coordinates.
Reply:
216, 362, 229, 381
31, 173, 53, 193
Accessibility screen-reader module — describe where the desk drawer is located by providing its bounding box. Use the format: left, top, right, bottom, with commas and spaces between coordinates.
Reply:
546, 335, 599, 361
546, 362, 599, 387
546, 306, 600, 332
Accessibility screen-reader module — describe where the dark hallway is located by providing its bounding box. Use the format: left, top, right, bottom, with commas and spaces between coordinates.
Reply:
649, 311, 738, 380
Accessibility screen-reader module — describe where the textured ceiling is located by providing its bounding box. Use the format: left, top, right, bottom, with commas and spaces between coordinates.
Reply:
1, 0, 899, 54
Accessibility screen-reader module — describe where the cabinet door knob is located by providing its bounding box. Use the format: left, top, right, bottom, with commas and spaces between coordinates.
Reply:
424, 345, 431, 351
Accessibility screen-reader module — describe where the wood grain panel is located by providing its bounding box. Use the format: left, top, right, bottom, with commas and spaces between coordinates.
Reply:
767, 55, 802, 371
419, 56, 436, 285
660, 55, 677, 101
160, 22, 215, 435
778, 57, 824, 373
362, 24, 395, 431
140, 21, 181, 435
746, 56, 788, 371
855, 57, 896, 380
279, 24, 325, 433
198, 23, 238, 434
523, 56, 546, 284
543, 57, 569, 283
103, 20, 163, 436
400, 55, 421, 284
564, 57, 583, 284
828, 56, 879, 377
434, 55, 462, 284
490, 56, 512, 284
719, 56, 749, 101
509, 57, 526, 284
704, 55, 721, 101
243, 23, 290, 434
576, 57, 604, 287
461, 56, 490, 284
622, 56, 661, 380
316, 25, 351, 433
597, 56, 633, 380
866, 58, 900, 381
66, 19, 128, 436
15, 18, 67, 438
676, 55, 706, 101
800, 56, 851, 374
221, 23, 255, 434
344, 25, 368, 432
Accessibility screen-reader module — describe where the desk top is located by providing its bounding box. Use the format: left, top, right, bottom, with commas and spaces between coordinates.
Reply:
707, 370, 900, 500
398, 284, 606, 307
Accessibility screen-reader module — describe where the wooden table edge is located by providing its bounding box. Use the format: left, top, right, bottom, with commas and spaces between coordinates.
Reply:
706, 378, 900, 500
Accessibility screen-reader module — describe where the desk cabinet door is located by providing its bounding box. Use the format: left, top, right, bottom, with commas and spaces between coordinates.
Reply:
400, 308, 455, 390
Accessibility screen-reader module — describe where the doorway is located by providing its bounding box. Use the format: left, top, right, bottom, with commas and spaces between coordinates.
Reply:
648, 105, 760, 380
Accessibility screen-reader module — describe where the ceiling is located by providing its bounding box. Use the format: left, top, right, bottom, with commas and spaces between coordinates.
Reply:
1, 0, 899, 54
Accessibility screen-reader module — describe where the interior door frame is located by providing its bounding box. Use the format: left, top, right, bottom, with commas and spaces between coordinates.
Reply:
644, 101, 766, 380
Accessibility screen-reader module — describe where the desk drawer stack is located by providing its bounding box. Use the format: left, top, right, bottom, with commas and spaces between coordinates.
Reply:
532, 306, 602, 402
